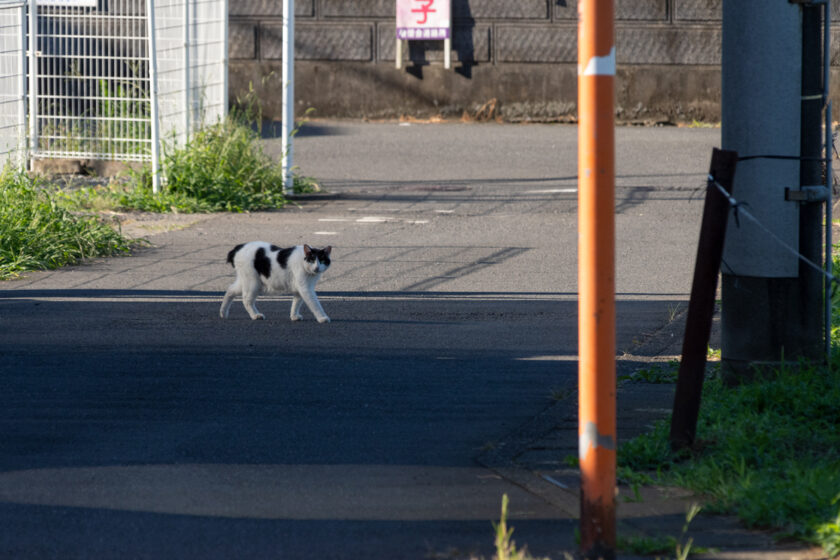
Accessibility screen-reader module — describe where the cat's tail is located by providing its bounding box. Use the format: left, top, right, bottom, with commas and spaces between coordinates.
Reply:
226, 243, 245, 267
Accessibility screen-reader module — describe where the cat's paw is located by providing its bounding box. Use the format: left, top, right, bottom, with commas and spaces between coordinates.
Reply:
251, 313, 265, 320
317, 316, 331, 324
290, 314, 303, 322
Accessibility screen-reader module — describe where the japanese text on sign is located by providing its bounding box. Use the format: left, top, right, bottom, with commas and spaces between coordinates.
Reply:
396, 0, 451, 40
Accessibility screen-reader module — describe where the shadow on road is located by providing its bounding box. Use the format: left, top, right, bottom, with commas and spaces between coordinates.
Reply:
0, 288, 687, 558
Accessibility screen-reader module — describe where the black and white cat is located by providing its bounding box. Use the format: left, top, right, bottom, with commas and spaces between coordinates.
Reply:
220, 242, 332, 323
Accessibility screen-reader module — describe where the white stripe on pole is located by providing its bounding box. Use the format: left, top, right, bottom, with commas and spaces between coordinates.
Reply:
281, 0, 294, 194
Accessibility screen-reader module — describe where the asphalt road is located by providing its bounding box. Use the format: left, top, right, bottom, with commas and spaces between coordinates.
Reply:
0, 122, 720, 559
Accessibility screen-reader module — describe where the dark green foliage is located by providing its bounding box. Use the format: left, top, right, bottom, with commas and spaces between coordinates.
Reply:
152, 119, 290, 212
618, 356, 840, 554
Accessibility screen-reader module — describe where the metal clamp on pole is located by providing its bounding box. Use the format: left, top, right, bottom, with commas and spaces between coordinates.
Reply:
785, 185, 830, 202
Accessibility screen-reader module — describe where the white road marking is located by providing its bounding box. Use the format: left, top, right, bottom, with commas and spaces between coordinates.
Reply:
515, 355, 578, 361
524, 188, 578, 194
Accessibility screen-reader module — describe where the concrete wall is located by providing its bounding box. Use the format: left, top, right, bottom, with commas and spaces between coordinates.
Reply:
228, 0, 840, 123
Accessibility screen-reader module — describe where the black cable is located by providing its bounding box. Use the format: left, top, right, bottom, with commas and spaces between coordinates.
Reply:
737, 154, 829, 162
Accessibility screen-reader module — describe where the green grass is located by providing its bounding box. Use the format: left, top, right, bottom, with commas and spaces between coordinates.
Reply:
617, 533, 676, 556
3, 91, 319, 279
53, 76, 316, 214
0, 167, 134, 280
151, 118, 292, 211
618, 288, 840, 555
618, 361, 679, 384
60, 115, 317, 214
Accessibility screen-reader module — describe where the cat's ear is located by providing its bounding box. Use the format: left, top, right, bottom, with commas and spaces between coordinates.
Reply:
323, 246, 332, 256
303, 244, 312, 257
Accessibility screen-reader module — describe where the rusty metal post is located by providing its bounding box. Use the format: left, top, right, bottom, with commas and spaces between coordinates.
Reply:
669, 149, 738, 451
577, 0, 616, 558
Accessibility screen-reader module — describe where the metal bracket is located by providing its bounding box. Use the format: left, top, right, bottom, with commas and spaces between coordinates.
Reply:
785, 185, 830, 202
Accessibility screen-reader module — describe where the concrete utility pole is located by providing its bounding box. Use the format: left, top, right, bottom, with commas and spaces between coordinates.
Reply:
720, 1, 823, 380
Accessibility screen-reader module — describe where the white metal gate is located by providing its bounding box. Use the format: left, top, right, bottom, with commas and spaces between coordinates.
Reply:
0, 1, 25, 169
155, 0, 227, 149
29, 0, 153, 162
1, 0, 227, 186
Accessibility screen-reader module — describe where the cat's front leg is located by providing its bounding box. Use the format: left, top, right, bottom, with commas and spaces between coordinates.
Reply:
290, 295, 304, 321
298, 288, 330, 323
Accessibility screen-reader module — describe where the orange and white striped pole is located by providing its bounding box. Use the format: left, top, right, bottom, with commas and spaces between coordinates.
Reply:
577, 0, 616, 558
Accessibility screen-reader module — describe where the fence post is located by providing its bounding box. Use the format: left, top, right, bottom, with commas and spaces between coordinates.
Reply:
222, 0, 229, 119
27, 0, 37, 163
822, 1, 832, 361
669, 149, 738, 451
281, 0, 294, 194
18, 1, 27, 169
146, 0, 161, 193
183, 0, 191, 138
825, 101, 833, 360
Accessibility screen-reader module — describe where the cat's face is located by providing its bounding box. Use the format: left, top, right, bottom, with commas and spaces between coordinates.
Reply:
303, 245, 332, 275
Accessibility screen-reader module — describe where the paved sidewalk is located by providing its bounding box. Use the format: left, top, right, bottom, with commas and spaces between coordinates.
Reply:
479, 310, 827, 560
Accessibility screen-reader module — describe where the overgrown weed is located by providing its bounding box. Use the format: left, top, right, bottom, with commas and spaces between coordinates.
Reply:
0, 166, 133, 279
59, 82, 317, 214
618, 504, 707, 558
492, 495, 549, 560
59, 115, 316, 214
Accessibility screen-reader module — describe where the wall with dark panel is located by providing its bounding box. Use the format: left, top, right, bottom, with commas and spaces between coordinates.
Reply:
225, 0, 826, 123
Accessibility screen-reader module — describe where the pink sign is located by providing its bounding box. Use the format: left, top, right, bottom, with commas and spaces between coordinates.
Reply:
396, 0, 451, 40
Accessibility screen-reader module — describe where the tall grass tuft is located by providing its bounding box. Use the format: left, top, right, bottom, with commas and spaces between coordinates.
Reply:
62, 114, 313, 214
58, 80, 316, 214
151, 116, 291, 212
492, 494, 548, 560
0, 166, 133, 280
